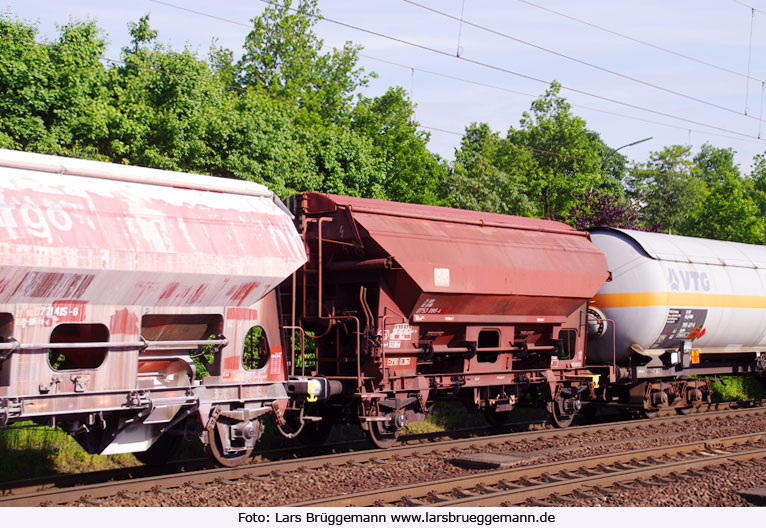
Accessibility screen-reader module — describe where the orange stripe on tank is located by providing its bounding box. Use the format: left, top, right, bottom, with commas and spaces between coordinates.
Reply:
592, 292, 766, 309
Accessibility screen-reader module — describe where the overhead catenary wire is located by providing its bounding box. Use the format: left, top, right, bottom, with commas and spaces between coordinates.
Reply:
401, 0, 763, 125
8, 0, 761, 168
361, 54, 766, 147
732, 0, 766, 17
248, 0, 764, 142
147, 0, 766, 147
520, 0, 765, 84
418, 124, 636, 165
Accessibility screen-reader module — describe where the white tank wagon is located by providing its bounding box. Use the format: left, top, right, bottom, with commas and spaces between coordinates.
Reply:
0, 149, 326, 466
585, 228, 766, 413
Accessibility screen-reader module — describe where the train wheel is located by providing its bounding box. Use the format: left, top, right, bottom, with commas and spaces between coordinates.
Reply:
205, 420, 258, 467
364, 402, 401, 449
675, 407, 694, 416
547, 400, 575, 428
641, 409, 659, 419
365, 419, 400, 449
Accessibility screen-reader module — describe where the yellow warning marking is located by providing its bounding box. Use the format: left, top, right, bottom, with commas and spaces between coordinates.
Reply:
592, 292, 766, 309
691, 349, 700, 364
565, 374, 601, 388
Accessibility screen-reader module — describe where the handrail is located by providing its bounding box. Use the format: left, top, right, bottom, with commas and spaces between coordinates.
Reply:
0, 338, 229, 351
283, 326, 306, 377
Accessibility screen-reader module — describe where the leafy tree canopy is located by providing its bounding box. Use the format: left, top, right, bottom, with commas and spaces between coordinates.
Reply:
448, 82, 627, 225
237, 0, 369, 123
626, 145, 704, 233
1, 7, 765, 244
0, 4, 448, 201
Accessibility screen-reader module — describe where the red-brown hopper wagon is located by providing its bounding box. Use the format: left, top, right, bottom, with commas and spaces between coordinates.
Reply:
283, 193, 609, 446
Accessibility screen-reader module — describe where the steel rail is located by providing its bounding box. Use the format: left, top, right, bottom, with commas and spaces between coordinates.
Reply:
0, 404, 763, 506
289, 432, 766, 506
442, 445, 766, 507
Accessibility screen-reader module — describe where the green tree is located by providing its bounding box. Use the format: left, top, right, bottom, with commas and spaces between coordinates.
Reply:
692, 143, 739, 185
126, 14, 158, 53
682, 173, 764, 243
588, 130, 628, 197
751, 154, 766, 225
506, 82, 606, 219
627, 145, 705, 233
448, 84, 622, 221
105, 15, 236, 171
0, 14, 56, 151
352, 87, 447, 204
629, 143, 764, 242
237, 0, 369, 122
443, 122, 534, 215
0, 15, 110, 157
681, 144, 765, 242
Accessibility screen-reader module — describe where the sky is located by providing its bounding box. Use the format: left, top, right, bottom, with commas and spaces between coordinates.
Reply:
4, 0, 766, 173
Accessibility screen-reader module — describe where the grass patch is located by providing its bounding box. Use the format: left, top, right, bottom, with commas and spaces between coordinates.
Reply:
402, 400, 545, 434
0, 422, 139, 482
402, 400, 487, 435
710, 376, 766, 403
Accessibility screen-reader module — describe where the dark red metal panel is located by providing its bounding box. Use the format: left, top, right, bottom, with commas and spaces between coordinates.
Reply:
289, 192, 610, 418
353, 210, 606, 297
301, 193, 608, 308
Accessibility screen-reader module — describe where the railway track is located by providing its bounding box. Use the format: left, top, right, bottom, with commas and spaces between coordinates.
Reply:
289, 432, 766, 507
1, 404, 764, 506
0, 420, 542, 500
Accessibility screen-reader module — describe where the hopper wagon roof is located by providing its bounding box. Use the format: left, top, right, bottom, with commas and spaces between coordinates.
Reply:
0, 149, 306, 307
300, 193, 608, 300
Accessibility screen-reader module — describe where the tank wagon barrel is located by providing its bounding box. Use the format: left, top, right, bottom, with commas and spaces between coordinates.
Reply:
585, 228, 766, 414
0, 149, 329, 466
588, 228, 766, 370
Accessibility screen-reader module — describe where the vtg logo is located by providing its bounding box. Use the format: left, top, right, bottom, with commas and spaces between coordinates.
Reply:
668, 268, 711, 292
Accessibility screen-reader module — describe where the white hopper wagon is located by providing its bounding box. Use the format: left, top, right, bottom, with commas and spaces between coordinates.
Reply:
0, 149, 324, 466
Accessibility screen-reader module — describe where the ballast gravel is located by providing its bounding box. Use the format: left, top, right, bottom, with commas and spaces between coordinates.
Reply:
76, 413, 766, 507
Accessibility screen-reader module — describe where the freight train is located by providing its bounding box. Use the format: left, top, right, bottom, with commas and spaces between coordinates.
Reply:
0, 150, 764, 466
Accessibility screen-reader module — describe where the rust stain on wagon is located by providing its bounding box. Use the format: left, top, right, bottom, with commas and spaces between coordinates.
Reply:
159, 282, 179, 300
110, 308, 139, 335
226, 307, 258, 320
0, 149, 308, 423
227, 282, 260, 304
13, 272, 94, 299
188, 284, 208, 304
